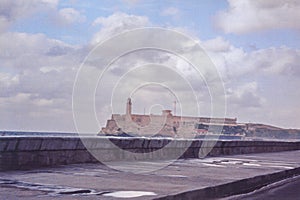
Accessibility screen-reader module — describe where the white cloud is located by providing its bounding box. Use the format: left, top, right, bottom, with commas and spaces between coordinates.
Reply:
201, 36, 300, 128
0, 32, 80, 70
91, 12, 150, 44
0, 12, 152, 131
0, 92, 74, 131
0, 31, 85, 102
89, 14, 300, 129
0, 0, 85, 32
0, 72, 19, 87
161, 7, 180, 17
0, 0, 58, 32
1, 6, 300, 131
215, 0, 300, 34
122, 0, 140, 6
33, 98, 54, 107
202, 37, 300, 80
227, 82, 265, 108
202, 36, 231, 52
246, 47, 300, 75
0, 23, 93, 131
57, 8, 86, 25
41, 0, 59, 6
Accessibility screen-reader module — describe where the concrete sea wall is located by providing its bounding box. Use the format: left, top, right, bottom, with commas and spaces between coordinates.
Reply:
1, 137, 300, 171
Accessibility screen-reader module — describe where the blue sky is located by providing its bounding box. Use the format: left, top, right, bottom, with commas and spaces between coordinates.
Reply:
0, 0, 300, 131
10, 1, 300, 48
10, 1, 226, 44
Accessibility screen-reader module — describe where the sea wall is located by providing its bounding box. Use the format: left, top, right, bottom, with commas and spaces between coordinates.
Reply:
1, 137, 300, 171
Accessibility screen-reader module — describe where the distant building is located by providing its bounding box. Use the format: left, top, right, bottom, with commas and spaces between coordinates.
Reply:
100, 98, 243, 137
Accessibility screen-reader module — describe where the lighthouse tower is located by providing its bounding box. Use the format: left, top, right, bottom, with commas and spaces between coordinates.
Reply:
126, 98, 132, 116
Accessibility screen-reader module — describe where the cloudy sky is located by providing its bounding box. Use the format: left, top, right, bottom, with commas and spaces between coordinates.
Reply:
1, 0, 300, 132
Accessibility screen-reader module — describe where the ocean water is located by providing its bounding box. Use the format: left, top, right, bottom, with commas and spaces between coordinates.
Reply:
1, 131, 298, 142
0, 131, 79, 137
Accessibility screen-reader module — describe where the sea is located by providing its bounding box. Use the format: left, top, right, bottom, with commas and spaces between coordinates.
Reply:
0, 131, 80, 137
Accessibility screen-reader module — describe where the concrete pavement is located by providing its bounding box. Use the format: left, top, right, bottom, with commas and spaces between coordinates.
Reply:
223, 175, 300, 200
1, 150, 300, 199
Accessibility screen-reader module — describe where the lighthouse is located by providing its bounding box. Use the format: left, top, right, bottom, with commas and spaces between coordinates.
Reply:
126, 98, 132, 116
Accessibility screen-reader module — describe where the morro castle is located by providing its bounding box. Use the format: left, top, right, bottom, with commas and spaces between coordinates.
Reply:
100, 98, 245, 138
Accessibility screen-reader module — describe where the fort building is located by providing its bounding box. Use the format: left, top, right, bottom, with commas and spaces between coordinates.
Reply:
100, 98, 244, 138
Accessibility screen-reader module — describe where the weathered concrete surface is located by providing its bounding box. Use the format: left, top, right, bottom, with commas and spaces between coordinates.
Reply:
223, 175, 300, 200
1, 150, 300, 199
1, 136, 300, 170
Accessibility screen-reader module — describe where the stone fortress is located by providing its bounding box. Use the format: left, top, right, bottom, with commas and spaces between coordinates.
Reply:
100, 98, 246, 138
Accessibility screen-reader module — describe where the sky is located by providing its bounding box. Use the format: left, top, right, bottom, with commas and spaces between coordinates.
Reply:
0, 0, 300, 132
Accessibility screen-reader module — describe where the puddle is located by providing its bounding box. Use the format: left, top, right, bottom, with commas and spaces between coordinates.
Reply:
218, 160, 244, 165
103, 191, 157, 198
163, 174, 188, 178
202, 163, 226, 168
268, 165, 294, 169
242, 163, 261, 167
58, 189, 92, 195
0, 179, 102, 196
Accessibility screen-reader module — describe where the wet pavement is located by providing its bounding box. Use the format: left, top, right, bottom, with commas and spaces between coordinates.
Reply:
1, 150, 300, 199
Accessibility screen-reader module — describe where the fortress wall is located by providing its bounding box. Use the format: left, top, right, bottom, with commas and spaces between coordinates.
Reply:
1, 137, 300, 171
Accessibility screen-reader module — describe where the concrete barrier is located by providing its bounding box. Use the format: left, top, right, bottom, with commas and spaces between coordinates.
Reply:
154, 167, 300, 200
1, 137, 300, 171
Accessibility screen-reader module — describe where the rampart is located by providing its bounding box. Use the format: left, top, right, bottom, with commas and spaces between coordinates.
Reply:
1, 137, 300, 171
